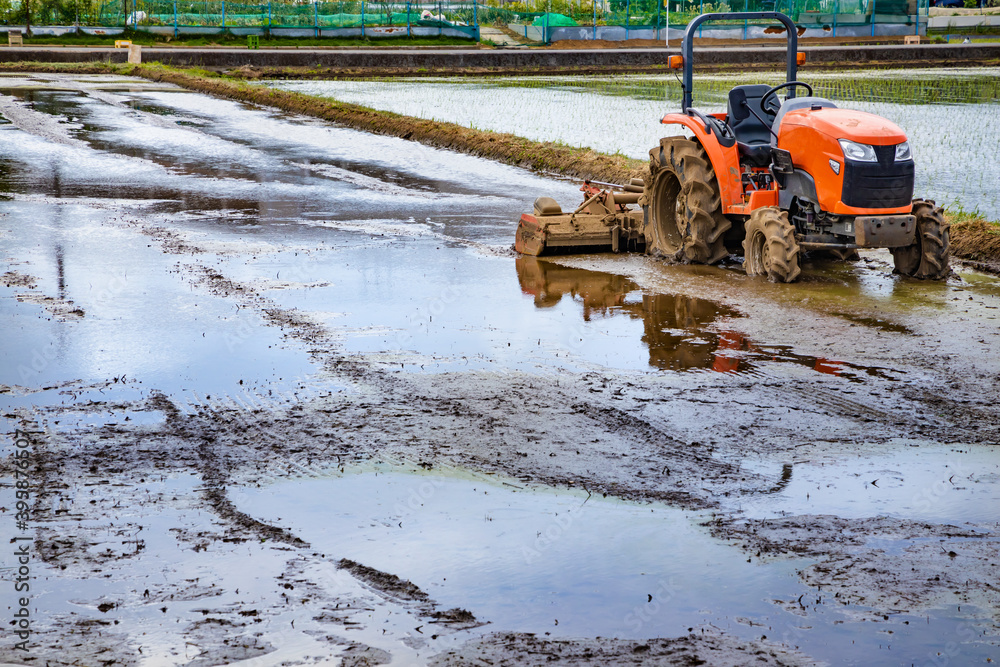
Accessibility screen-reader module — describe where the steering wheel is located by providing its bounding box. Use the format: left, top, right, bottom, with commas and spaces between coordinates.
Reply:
760, 81, 814, 115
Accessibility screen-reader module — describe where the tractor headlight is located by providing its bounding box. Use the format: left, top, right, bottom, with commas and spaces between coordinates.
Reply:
895, 141, 912, 161
839, 139, 878, 162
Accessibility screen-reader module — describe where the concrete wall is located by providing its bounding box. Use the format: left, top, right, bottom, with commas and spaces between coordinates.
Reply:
927, 14, 1000, 29
698, 23, 923, 37
508, 23, 544, 41
511, 24, 686, 42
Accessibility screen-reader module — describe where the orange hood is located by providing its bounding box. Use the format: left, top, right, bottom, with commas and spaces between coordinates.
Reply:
780, 108, 907, 146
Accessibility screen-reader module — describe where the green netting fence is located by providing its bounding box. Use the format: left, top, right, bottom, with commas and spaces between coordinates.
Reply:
0, 0, 929, 36
0, 0, 479, 32
488, 0, 929, 41
109, 0, 477, 29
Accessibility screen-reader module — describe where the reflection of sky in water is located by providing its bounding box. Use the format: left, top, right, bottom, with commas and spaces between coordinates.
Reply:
268, 70, 1000, 219
236, 468, 1000, 666
1, 76, 995, 391
0, 78, 572, 401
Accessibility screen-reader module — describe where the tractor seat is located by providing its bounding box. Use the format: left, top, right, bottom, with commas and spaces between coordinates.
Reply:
726, 84, 776, 146
727, 84, 778, 167
770, 97, 839, 146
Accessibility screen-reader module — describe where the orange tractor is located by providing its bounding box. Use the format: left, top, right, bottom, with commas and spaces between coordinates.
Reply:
515, 11, 950, 282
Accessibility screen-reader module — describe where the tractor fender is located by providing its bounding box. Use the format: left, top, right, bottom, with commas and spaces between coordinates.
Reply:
778, 169, 818, 209
660, 112, 743, 210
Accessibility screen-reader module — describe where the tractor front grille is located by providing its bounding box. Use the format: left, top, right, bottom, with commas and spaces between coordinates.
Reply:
841, 145, 914, 209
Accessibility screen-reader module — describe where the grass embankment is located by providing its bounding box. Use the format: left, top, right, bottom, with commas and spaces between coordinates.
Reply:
0, 61, 116, 74
948, 212, 1000, 272
1, 61, 998, 269
16, 31, 474, 49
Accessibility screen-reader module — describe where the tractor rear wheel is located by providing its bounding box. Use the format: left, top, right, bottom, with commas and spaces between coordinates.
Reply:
743, 207, 802, 283
891, 199, 951, 280
644, 137, 730, 264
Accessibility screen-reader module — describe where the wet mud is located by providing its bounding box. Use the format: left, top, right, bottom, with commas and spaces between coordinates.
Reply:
2, 73, 1000, 665
429, 629, 815, 666
708, 515, 1000, 624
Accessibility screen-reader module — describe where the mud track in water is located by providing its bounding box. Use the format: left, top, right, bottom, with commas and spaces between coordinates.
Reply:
429, 629, 814, 666
707, 515, 1000, 623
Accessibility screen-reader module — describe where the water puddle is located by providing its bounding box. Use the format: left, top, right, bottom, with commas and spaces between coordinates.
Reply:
233, 466, 999, 665
0, 472, 345, 667
234, 467, 806, 637
0, 198, 320, 408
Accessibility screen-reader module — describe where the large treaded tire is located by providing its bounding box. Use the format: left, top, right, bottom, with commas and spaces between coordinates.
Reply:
644, 137, 731, 264
742, 207, 802, 283
891, 199, 951, 280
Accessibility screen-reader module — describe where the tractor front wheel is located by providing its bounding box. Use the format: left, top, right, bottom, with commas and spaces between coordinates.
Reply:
644, 137, 730, 264
891, 199, 951, 280
743, 207, 802, 283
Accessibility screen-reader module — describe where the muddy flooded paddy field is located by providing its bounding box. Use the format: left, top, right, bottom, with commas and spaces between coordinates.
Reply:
270, 68, 1000, 221
1, 73, 999, 665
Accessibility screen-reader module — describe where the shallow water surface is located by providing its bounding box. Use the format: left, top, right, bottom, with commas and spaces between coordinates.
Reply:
236, 467, 1000, 665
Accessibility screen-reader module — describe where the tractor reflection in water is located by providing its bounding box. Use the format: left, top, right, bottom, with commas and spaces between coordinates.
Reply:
516, 257, 871, 379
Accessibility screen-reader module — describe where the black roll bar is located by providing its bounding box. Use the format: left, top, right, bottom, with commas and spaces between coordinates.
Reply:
680, 12, 799, 112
